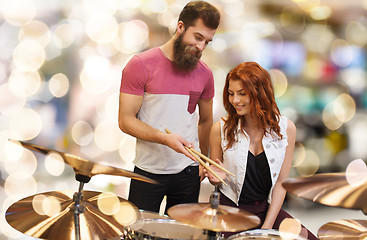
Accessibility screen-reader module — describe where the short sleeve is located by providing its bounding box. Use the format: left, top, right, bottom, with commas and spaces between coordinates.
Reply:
120, 55, 147, 95
200, 70, 214, 100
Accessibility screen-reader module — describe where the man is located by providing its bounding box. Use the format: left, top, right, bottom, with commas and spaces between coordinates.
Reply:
118, 1, 220, 213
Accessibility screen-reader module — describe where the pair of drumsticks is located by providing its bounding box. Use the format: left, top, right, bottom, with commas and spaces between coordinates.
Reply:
165, 129, 234, 185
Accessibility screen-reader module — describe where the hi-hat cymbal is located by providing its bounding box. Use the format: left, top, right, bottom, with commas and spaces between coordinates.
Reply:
318, 219, 367, 239
282, 173, 367, 213
9, 139, 157, 184
6, 190, 140, 240
167, 203, 260, 232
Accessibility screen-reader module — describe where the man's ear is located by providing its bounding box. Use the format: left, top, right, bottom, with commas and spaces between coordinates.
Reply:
176, 21, 185, 34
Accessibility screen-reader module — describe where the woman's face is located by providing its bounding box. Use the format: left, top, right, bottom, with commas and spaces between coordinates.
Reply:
228, 79, 251, 116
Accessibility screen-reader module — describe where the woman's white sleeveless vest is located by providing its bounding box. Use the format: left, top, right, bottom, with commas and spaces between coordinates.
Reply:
219, 115, 288, 206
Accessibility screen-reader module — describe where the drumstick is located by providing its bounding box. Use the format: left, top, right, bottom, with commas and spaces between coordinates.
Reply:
184, 146, 226, 185
164, 129, 234, 177
189, 148, 234, 177
165, 129, 227, 185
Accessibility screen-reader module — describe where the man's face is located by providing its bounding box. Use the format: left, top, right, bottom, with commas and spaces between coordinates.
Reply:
173, 18, 216, 72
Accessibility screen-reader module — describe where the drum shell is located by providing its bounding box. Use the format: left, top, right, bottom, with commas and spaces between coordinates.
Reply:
122, 219, 208, 240
227, 229, 308, 240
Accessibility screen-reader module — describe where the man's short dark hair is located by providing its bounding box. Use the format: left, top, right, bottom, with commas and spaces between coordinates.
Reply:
178, 1, 220, 30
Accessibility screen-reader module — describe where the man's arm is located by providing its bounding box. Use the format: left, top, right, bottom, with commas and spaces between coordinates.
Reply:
197, 98, 213, 156
118, 92, 196, 161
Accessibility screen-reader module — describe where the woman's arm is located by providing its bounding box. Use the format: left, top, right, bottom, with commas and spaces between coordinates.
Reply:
262, 119, 296, 228
206, 121, 226, 185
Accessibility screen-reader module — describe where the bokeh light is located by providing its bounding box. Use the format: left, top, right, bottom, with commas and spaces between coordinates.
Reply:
53, 23, 78, 49
279, 218, 302, 236
71, 120, 94, 146
32, 194, 61, 217
345, 20, 367, 47
280, 6, 306, 34
2, 0, 36, 26
18, 20, 51, 47
345, 159, 367, 186
9, 108, 42, 140
94, 120, 123, 151
97, 192, 120, 215
118, 134, 136, 163
333, 94, 355, 123
296, 149, 320, 176
270, 69, 288, 98
0, 83, 26, 114
80, 56, 112, 94
86, 14, 118, 44
309, 5, 331, 20
44, 152, 65, 177
49, 73, 70, 98
330, 39, 354, 68
113, 20, 149, 54
13, 40, 46, 71
113, 201, 138, 226
4, 173, 37, 201
8, 69, 42, 97
4, 148, 37, 177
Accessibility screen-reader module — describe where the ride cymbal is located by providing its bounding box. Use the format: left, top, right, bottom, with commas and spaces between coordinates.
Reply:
167, 203, 260, 232
6, 190, 140, 240
282, 173, 367, 213
318, 219, 367, 240
9, 139, 157, 184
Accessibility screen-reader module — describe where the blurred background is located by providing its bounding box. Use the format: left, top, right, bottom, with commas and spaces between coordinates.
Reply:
1, 0, 367, 239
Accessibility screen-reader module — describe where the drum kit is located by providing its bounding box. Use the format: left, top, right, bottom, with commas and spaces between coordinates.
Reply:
4, 140, 261, 240
5, 139, 367, 239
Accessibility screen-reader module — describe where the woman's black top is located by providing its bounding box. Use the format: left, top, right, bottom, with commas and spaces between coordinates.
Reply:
239, 151, 272, 203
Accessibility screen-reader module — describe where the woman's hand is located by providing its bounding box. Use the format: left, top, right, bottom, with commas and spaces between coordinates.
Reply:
204, 158, 226, 185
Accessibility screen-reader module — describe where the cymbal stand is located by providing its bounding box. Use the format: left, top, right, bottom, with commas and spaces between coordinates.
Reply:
73, 174, 91, 240
207, 186, 221, 240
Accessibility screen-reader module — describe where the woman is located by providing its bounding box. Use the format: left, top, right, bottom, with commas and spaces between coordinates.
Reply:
206, 62, 317, 239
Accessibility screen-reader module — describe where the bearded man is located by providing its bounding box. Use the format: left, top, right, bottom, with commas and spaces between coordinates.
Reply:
118, 1, 220, 213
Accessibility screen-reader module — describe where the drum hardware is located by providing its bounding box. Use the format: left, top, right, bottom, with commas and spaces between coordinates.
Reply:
167, 186, 261, 238
6, 139, 157, 240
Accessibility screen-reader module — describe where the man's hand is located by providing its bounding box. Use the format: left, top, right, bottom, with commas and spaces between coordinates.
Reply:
163, 132, 197, 162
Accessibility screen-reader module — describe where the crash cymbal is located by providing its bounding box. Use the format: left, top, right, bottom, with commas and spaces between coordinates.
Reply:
9, 139, 157, 184
6, 190, 140, 240
318, 219, 367, 239
167, 203, 260, 232
282, 173, 367, 213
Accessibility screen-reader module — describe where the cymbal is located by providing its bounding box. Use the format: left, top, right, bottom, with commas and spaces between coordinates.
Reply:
6, 190, 140, 240
318, 219, 367, 239
282, 173, 367, 213
9, 139, 157, 184
167, 203, 260, 232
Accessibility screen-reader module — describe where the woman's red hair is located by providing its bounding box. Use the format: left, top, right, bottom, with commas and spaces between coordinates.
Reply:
222, 62, 282, 150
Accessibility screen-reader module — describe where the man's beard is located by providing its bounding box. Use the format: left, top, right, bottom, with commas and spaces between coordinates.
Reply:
173, 33, 202, 72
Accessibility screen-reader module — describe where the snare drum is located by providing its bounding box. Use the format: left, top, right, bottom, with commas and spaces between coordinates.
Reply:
227, 229, 307, 240
122, 219, 207, 240
139, 210, 170, 220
